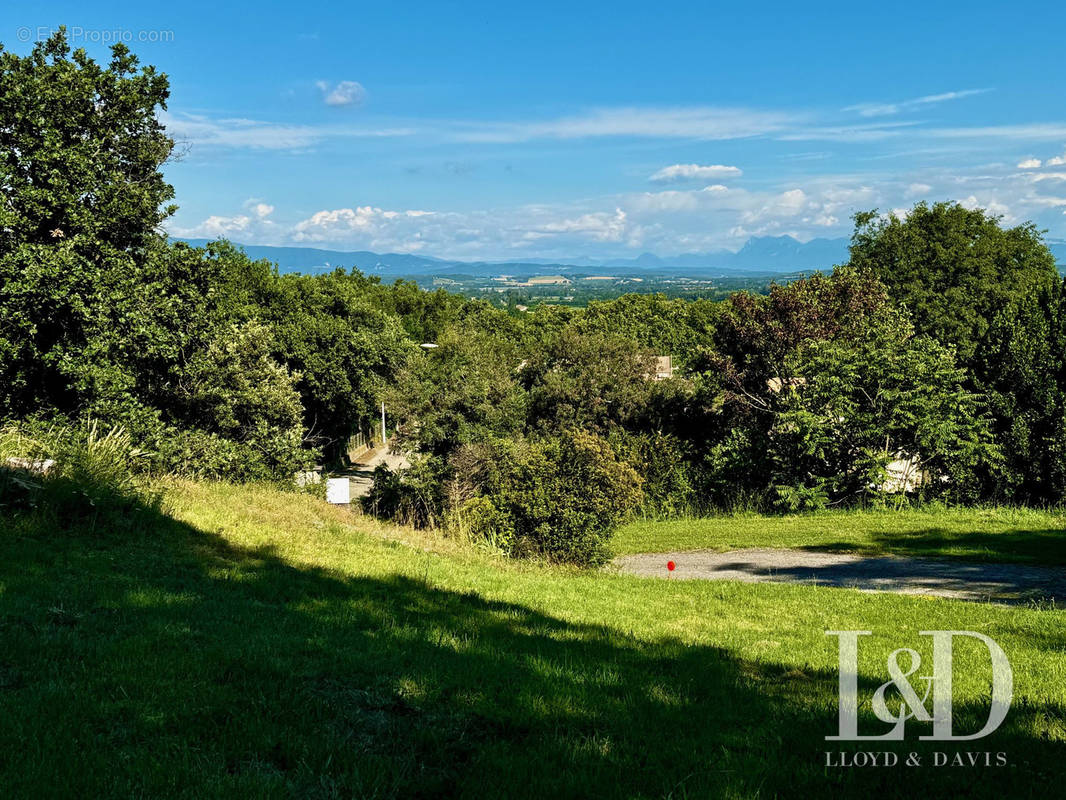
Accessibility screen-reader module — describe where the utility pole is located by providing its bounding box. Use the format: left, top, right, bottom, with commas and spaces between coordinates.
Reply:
381, 401, 387, 450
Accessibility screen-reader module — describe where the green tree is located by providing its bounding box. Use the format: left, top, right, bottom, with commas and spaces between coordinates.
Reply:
179, 321, 304, 447
768, 310, 995, 508
388, 325, 527, 458
0, 29, 174, 256
974, 280, 1066, 503
846, 202, 1058, 366
682, 268, 895, 504
369, 279, 469, 343
578, 293, 718, 360
520, 328, 658, 434
0, 29, 175, 417
263, 270, 413, 456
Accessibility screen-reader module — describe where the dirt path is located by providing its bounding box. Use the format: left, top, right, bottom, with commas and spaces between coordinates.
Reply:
347, 448, 411, 499
612, 548, 1066, 604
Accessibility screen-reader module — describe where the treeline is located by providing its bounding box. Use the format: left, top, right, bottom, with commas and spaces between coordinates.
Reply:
370, 227, 1058, 563
4, 33, 1066, 564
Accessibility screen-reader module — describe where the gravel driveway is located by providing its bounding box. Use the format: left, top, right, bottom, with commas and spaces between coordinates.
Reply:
613, 548, 1066, 604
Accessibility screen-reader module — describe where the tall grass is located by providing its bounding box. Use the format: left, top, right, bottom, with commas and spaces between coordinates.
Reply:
0, 419, 158, 529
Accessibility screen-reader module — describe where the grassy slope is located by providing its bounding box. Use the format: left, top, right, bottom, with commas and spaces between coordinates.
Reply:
614, 507, 1066, 564
0, 481, 1063, 798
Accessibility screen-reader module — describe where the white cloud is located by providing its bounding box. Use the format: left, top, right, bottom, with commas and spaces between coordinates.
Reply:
776, 188, 808, 211
820, 186, 877, 209
169, 153, 1066, 259
649, 163, 742, 183
317, 80, 367, 107
777, 121, 920, 142
285, 203, 639, 255
160, 110, 413, 151
173, 175, 1008, 258
524, 209, 628, 242
172, 199, 279, 240
628, 190, 701, 213
162, 112, 321, 150
959, 194, 1011, 218
175, 214, 251, 238
1029, 196, 1066, 207
737, 187, 838, 233
173, 181, 856, 257
292, 206, 436, 244
844, 88, 990, 118
1011, 148, 1066, 168
454, 106, 797, 143
172, 195, 284, 240
929, 124, 1066, 141
915, 89, 989, 104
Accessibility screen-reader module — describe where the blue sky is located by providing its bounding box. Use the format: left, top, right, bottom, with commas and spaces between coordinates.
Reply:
7, 1, 1066, 259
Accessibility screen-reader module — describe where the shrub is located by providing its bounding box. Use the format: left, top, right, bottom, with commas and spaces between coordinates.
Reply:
699, 428, 773, 513
974, 280, 1066, 504
364, 432, 642, 565
485, 431, 643, 566
447, 495, 516, 554
361, 457, 443, 529
0, 419, 157, 529
141, 422, 309, 482
607, 430, 699, 517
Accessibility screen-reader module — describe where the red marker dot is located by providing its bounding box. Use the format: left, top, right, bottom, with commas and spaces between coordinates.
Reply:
667, 561, 676, 571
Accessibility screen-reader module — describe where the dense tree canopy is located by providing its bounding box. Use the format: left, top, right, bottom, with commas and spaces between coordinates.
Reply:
0, 30, 175, 418
0, 31, 174, 256
710, 267, 891, 414
846, 202, 1058, 365
974, 279, 1066, 503
769, 309, 993, 508
577, 293, 718, 360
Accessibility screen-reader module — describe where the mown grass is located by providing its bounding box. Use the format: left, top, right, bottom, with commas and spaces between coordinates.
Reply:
0, 481, 1063, 798
614, 506, 1066, 565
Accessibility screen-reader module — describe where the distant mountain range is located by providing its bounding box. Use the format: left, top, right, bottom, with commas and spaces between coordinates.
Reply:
178, 240, 453, 276
176, 235, 852, 278
176, 234, 1066, 278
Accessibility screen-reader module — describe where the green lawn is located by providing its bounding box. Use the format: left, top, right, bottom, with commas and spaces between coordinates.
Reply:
614, 506, 1066, 565
1, 482, 1063, 797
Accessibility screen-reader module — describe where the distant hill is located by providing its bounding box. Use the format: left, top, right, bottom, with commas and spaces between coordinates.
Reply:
175, 235, 852, 278
176, 240, 448, 275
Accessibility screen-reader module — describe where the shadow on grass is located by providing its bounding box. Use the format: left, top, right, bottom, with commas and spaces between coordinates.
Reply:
0, 493, 1061, 798
800, 526, 1066, 567
702, 553, 1066, 605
